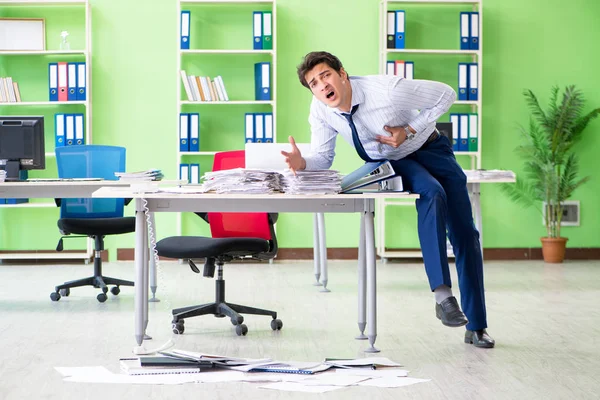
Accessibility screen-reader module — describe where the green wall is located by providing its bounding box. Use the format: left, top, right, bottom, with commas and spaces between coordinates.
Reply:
1, 0, 599, 258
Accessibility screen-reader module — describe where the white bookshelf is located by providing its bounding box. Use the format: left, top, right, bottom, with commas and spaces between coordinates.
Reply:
0, 0, 93, 262
377, 0, 482, 260
176, 0, 276, 235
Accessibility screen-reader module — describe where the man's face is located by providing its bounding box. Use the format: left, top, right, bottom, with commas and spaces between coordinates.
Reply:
305, 63, 348, 109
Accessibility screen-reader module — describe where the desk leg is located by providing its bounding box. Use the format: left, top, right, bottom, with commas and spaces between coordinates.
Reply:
364, 208, 380, 353
317, 213, 329, 292
148, 212, 160, 302
356, 213, 367, 340
470, 183, 483, 256
134, 200, 148, 346
142, 219, 151, 341
312, 214, 322, 286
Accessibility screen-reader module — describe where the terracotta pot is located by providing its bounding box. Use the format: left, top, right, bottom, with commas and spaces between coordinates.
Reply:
540, 237, 568, 263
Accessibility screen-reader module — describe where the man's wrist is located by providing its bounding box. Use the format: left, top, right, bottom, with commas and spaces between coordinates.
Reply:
299, 158, 307, 171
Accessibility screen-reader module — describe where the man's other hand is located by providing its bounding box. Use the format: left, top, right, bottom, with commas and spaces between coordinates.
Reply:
281, 136, 306, 175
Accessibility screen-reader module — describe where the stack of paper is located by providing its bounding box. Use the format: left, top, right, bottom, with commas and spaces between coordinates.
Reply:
281, 170, 342, 195
115, 169, 164, 181
200, 168, 283, 194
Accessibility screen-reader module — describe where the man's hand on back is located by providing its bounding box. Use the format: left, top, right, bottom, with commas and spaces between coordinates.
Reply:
281, 135, 306, 175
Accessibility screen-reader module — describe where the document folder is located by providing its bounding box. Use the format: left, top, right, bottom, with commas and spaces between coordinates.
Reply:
67, 62, 77, 101
387, 11, 395, 49
470, 12, 479, 50
460, 12, 470, 50
395, 10, 405, 49
180, 11, 190, 49
76, 62, 86, 100
253, 11, 263, 49
48, 62, 58, 101
341, 160, 396, 193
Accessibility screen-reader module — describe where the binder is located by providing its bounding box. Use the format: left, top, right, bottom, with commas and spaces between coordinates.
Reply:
189, 113, 199, 151
386, 61, 394, 76
470, 12, 479, 50
404, 61, 414, 79
190, 163, 200, 184
254, 113, 264, 143
180, 11, 190, 49
394, 60, 405, 78
57, 62, 68, 101
468, 113, 478, 152
458, 114, 469, 151
449, 114, 459, 152
341, 160, 396, 193
460, 12, 470, 50
264, 113, 273, 143
179, 163, 190, 182
458, 63, 468, 101
253, 11, 263, 50
262, 11, 272, 50
254, 62, 271, 101
74, 113, 85, 145
49, 62, 58, 101
55, 113, 65, 147
65, 114, 75, 145
245, 113, 254, 143
387, 11, 395, 49
395, 10, 405, 49
179, 113, 189, 152
67, 62, 77, 101
468, 63, 478, 101
75, 62, 86, 101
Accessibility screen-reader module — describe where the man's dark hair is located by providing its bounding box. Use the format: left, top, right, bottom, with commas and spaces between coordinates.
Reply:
297, 51, 345, 89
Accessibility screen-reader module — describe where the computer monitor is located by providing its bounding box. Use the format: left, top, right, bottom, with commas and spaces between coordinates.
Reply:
0, 116, 45, 181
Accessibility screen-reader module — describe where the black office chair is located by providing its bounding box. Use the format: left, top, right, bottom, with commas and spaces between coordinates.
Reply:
50, 145, 135, 303
155, 150, 283, 336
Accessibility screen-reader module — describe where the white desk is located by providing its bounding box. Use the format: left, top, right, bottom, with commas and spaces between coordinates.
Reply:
92, 188, 419, 353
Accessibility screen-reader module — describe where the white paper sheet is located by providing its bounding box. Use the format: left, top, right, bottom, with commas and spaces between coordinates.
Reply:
357, 377, 430, 388
335, 368, 409, 378
259, 382, 344, 393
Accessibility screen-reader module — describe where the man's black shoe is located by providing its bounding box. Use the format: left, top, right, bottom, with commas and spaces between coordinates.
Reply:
435, 296, 468, 327
465, 329, 495, 348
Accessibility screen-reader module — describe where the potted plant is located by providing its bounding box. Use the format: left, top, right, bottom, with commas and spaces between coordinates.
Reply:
502, 85, 600, 263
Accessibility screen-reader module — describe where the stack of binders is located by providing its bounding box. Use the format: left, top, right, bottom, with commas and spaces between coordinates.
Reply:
55, 113, 85, 147
460, 12, 480, 50
449, 113, 478, 152
252, 11, 273, 50
48, 62, 86, 102
386, 10, 405, 49
244, 113, 273, 144
457, 63, 478, 101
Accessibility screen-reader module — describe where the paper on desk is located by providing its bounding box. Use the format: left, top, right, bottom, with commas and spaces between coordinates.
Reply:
325, 356, 402, 368
335, 368, 409, 378
55, 366, 113, 378
259, 382, 344, 393
299, 373, 370, 386
56, 366, 200, 385
357, 377, 430, 388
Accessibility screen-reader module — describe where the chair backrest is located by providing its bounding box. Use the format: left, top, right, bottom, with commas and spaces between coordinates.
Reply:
56, 145, 126, 219
208, 150, 272, 241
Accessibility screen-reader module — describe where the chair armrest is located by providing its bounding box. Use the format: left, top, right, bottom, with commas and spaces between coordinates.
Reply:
54, 198, 61, 207
124, 198, 133, 206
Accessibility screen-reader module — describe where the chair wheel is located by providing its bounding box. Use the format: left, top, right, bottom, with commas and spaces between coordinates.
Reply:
97, 293, 108, 303
50, 292, 61, 302
270, 319, 283, 331
173, 322, 185, 334
235, 324, 248, 336
59, 288, 70, 297
101, 287, 109, 294
110, 286, 120, 296
231, 316, 244, 326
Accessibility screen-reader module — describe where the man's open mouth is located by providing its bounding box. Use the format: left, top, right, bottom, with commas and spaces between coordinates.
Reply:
326, 90, 335, 99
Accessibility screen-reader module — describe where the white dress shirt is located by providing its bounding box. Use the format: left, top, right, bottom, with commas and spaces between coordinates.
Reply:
303, 75, 457, 170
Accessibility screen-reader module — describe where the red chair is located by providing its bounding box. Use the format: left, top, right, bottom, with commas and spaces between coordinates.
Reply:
155, 150, 282, 336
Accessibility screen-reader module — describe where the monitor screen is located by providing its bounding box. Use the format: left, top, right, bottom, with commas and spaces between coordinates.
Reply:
0, 116, 45, 181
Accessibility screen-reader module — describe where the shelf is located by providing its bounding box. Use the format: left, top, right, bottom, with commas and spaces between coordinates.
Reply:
0, 0, 87, 4
0, 50, 87, 56
181, 0, 274, 3
387, 49, 480, 55
454, 151, 479, 156
0, 202, 56, 208
180, 100, 273, 105
181, 49, 274, 55
179, 151, 218, 156
386, 0, 480, 4
0, 101, 87, 106
454, 100, 479, 106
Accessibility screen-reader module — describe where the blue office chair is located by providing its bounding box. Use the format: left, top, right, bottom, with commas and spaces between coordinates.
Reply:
50, 145, 135, 303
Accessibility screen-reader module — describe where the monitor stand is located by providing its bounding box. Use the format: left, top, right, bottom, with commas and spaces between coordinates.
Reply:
3, 160, 22, 182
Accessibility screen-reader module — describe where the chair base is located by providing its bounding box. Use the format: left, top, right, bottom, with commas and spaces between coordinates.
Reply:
51, 275, 134, 303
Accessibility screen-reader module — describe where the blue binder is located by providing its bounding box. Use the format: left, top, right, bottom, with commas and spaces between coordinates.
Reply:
245, 113, 254, 143
180, 11, 190, 49
458, 63, 468, 101
179, 113, 189, 152
67, 62, 77, 101
470, 12, 479, 50
395, 10, 405, 49
254, 62, 271, 101
76, 62, 86, 101
189, 113, 199, 152
253, 11, 263, 50
460, 12, 470, 50
468, 63, 478, 101
49, 63, 58, 101
55, 113, 65, 148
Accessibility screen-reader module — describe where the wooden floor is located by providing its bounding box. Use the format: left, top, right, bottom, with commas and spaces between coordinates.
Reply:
0, 259, 599, 399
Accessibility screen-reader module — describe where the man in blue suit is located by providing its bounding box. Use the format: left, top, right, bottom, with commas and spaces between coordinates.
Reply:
282, 51, 494, 348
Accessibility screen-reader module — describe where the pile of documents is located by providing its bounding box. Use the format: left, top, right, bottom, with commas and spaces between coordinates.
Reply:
200, 168, 283, 194
281, 170, 342, 194
114, 169, 164, 181
56, 349, 430, 392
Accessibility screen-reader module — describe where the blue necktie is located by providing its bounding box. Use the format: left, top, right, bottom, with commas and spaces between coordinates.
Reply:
342, 104, 376, 163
